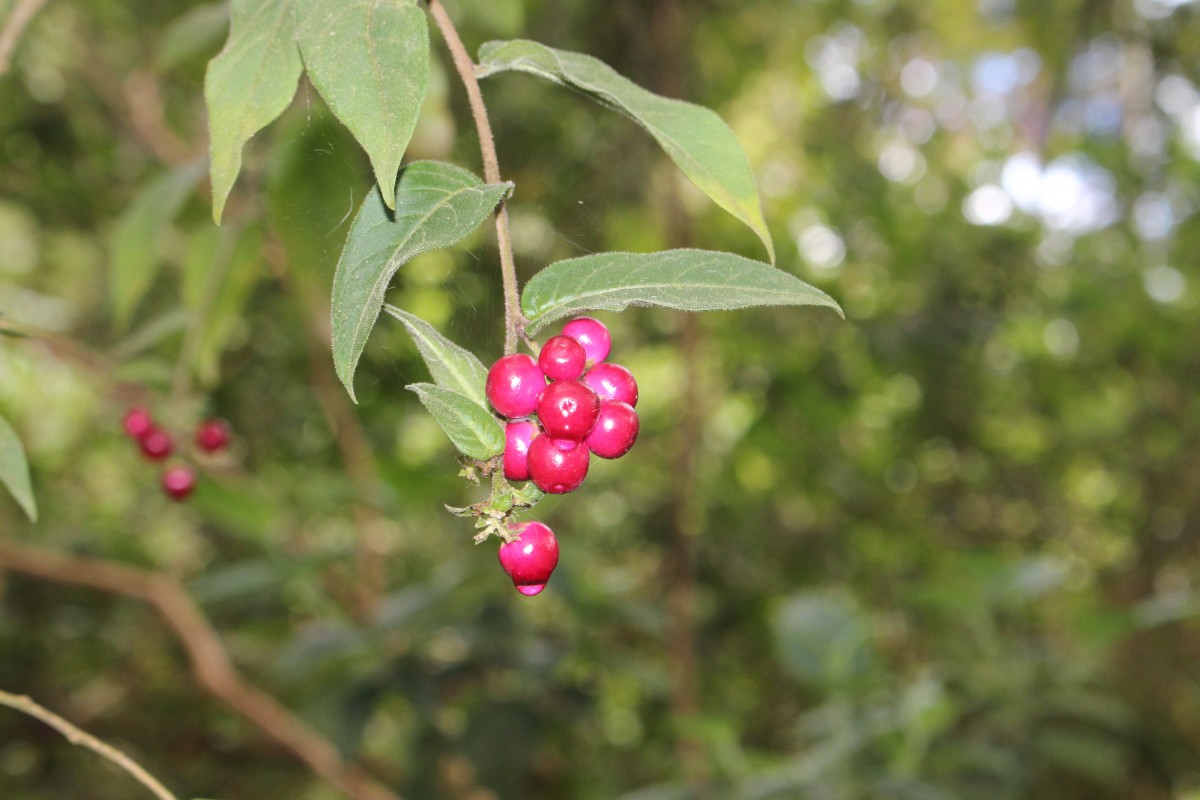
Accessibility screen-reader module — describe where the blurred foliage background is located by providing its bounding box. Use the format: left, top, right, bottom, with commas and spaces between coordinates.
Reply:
2, 0, 1200, 797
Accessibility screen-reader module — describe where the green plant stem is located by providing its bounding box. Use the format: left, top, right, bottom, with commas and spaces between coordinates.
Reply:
0, 689, 180, 800
425, 0, 524, 354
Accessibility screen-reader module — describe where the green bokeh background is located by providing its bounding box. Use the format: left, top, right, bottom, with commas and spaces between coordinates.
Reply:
2, 0, 1200, 797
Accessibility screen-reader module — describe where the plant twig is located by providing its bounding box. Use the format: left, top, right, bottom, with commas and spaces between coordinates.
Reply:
425, 0, 525, 354
0, 689, 180, 800
0, 0, 48, 77
0, 539, 402, 800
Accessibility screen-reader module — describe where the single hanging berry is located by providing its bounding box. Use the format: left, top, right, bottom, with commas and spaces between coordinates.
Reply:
139, 428, 174, 461
582, 363, 638, 407
161, 465, 197, 501
497, 521, 560, 596
123, 406, 154, 439
587, 401, 639, 459
538, 335, 587, 381
536, 380, 600, 441
195, 418, 231, 453
528, 436, 590, 494
486, 353, 546, 419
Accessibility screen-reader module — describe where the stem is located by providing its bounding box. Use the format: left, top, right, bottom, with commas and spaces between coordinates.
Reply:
0, 0, 48, 77
425, 0, 524, 354
0, 689, 179, 800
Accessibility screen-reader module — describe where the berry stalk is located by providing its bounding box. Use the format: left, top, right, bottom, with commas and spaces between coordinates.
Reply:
425, 0, 525, 355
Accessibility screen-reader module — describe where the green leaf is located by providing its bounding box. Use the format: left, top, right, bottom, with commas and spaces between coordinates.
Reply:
331, 160, 512, 400
520, 249, 842, 334
0, 414, 36, 522
109, 161, 207, 329
205, 0, 303, 224
477, 39, 775, 263
157, 2, 229, 71
295, 0, 430, 210
382, 305, 488, 407
406, 383, 504, 460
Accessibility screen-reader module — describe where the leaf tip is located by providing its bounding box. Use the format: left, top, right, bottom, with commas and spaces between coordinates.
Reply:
210, 184, 227, 225
335, 361, 359, 404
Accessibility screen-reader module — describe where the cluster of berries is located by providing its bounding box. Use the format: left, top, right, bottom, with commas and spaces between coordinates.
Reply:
485, 317, 639, 596
487, 316, 640, 494
122, 406, 230, 501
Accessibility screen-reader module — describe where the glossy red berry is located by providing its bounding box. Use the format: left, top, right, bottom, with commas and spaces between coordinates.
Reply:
195, 418, 231, 453
486, 353, 546, 419
538, 335, 587, 382
536, 380, 600, 441
504, 419, 538, 481
562, 316, 611, 365
161, 465, 196, 501
528, 436, 590, 494
586, 401, 639, 459
123, 407, 154, 439
497, 521, 559, 596
139, 428, 173, 461
582, 363, 638, 407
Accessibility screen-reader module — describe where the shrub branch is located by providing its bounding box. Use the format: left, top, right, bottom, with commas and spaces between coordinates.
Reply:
0, 689, 180, 800
0, 538, 402, 800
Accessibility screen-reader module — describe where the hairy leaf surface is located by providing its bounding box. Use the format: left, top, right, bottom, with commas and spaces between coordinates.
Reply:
407, 383, 504, 460
478, 39, 775, 262
205, 0, 303, 223
295, 0, 429, 209
384, 305, 489, 407
332, 160, 511, 400
521, 249, 841, 333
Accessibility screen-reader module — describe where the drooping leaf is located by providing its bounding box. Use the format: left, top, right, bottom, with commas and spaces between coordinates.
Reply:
109, 160, 207, 329
477, 39, 775, 263
205, 0, 303, 223
157, 2, 229, 71
520, 249, 842, 334
406, 383, 504, 460
295, 0, 430, 210
383, 305, 488, 406
0, 414, 36, 522
331, 160, 512, 400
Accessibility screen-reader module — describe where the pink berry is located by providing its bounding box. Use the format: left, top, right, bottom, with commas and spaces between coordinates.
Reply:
497, 521, 559, 596
140, 428, 173, 461
486, 353, 546, 419
562, 316, 611, 365
123, 407, 153, 439
536, 380, 600, 441
195, 418, 231, 453
161, 465, 196, 501
582, 363, 638, 407
528, 436, 589, 494
538, 335, 587, 382
586, 401, 639, 459
504, 419, 538, 481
